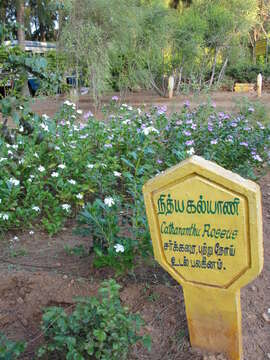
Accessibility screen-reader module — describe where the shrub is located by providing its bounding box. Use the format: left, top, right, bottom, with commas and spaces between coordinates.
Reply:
38, 279, 151, 360
0, 333, 26, 360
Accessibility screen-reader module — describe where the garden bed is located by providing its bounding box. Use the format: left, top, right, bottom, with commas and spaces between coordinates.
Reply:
0, 170, 269, 359
0, 98, 269, 359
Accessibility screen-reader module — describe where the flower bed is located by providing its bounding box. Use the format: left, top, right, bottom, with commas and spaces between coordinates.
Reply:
0, 99, 269, 268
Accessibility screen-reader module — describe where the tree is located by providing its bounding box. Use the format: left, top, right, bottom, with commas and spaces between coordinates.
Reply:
15, 0, 25, 49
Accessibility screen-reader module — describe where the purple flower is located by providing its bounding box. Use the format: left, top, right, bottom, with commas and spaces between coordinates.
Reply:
211, 139, 218, 145
240, 142, 248, 147
60, 120, 66, 126
176, 120, 182, 126
157, 159, 163, 164
156, 105, 167, 115
230, 122, 237, 128
104, 143, 113, 149
183, 130, 191, 136
184, 100, 190, 108
252, 154, 263, 162
191, 123, 197, 130
185, 140, 194, 146
244, 126, 251, 131
83, 111, 93, 120
248, 107, 255, 113
211, 102, 216, 108
112, 96, 119, 101
79, 123, 86, 130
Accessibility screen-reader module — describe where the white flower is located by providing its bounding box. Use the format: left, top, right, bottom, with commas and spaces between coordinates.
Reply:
41, 123, 49, 132
32, 206, 40, 212
104, 197, 115, 207
64, 100, 72, 106
76, 193, 83, 199
42, 114, 49, 120
62, 203, 71, 211
1, 213, 9, 220
51, 172, 59, 178
55, 146, 60, 150
29, 230, 34, 235
34, 152, 39, 158
114, 244, 125, 253
87, 164, 94, 169
19, 158, 24, 165
77, 109, 83, 114
9, 178, 20, 186
38, 165, 45, 172
58, 164, 66, 169
187, 147, 195, 156
0, 199, 1, 203
113, 171, 121, 177
19, 126, 24, 132
68, 179, 76, 185
12, 144, 18, 150
143, 126, 159, 135
19, 105, 23, 110
122, 119, 131, 125
13, 236, 19, 241
0, 158, 7, 162
8, 150, 13, 156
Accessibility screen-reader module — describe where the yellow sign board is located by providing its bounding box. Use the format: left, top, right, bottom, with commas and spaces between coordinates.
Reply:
255, 39, 267, 56
143, 156, 263, 360
234, 83, 255, 93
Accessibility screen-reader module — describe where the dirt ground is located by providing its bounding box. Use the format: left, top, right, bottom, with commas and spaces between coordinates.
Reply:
0, 91, 269, 359
29, 90, 270, 119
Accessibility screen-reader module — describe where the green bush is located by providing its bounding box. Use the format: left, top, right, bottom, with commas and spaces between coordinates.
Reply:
227, 63, 270, 83
0, 333, 26, 360
38, 279, 151, 360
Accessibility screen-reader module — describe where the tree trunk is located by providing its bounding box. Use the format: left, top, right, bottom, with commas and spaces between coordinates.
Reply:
176, 65, 183, 95
16, 0, 25, 50
217, 57, 228, 85
209, 49, 218, 88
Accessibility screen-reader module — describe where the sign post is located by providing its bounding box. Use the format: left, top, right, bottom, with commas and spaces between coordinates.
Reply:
143, 156, 263, 360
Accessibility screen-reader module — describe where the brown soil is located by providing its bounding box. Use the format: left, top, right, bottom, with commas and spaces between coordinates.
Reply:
0, 172, 269, 360
28, 90, 270, 120
0, 91, 269, 359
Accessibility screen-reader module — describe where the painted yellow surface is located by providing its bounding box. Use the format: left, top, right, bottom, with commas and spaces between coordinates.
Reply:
234, 83, 254, 93
143, 156, 263, 360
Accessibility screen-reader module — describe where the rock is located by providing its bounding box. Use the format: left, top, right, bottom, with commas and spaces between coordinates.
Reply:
17, 297, 24, 304
267, 353, 270, 359
251, 285, 256, 291
63, 275, 68, 280
262, 312, 270, 322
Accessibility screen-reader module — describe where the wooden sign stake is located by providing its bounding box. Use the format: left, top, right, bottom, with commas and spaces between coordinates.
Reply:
143, 156, 263, 360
